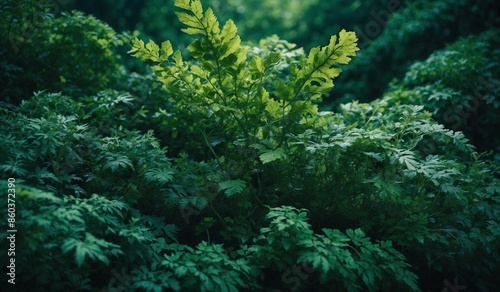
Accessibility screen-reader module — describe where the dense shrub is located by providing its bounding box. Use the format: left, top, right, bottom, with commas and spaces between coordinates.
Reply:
331, 0, 500, 107
1, 1, 131, 102
1, 0, 499, 291
127, 0, 500, 289
385, 29, 500, 156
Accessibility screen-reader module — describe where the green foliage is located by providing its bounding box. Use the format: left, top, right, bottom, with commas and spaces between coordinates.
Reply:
249, 94, 499, 289
159, 242, 258, 291
0, 1, 132, 102
386, 29, 500, 156
218, 179, 246, 197
129, 0, 358, 157
0, 183, 122, 289
2, 0, 499, 291
126, 1, 500, 290
246, 206, 419, 291
0, 91, 175, 207
332, 0, 500, 107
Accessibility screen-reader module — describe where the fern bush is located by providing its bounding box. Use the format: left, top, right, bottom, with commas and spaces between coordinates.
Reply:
127, 1, 360, 191
127, 0, 499, 290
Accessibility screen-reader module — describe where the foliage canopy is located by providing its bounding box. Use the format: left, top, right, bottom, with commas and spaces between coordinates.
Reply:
1, 0, 499, 291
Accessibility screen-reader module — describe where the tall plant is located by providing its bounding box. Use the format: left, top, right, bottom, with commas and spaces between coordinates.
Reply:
128, 0, 359, 160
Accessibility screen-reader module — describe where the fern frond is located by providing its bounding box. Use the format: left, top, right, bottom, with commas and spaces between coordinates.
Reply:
293, 29, 359, 101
